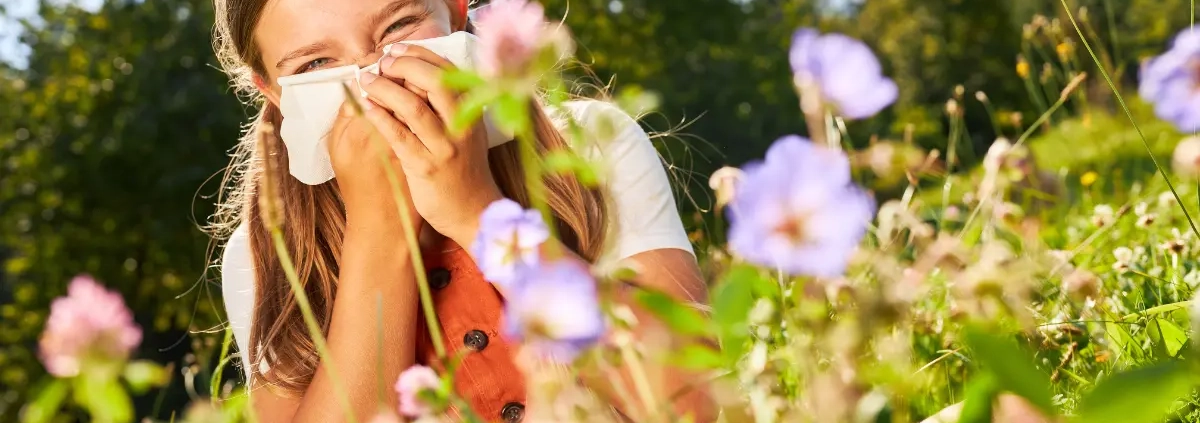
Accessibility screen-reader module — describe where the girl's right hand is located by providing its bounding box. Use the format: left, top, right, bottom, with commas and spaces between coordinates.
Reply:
326, 98, 421, 232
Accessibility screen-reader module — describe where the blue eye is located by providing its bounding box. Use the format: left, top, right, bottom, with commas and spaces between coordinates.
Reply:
298, 57, 333, 73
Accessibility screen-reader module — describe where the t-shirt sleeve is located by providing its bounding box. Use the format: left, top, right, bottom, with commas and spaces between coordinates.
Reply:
568, 101, 694, 265
220, 224, 257, 382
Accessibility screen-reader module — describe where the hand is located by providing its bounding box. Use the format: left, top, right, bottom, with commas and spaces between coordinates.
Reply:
326, 99, 422, 233
356, 44, 504, 246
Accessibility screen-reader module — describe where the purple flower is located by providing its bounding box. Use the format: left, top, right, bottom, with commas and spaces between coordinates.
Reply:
394, 365, 443, 417
39, 275, 142, 377
1140, 26, 1200, 132
727, 136, 875, 277
503, 260, 605, 362
789, 28, 898, 119
472, 198, 551, 290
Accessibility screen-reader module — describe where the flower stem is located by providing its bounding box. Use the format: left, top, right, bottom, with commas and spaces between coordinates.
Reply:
257, 122, 357, 423
515, 111, 561, 258
269, 229, 358, 423
210, 327, 233, 403
619, 342, 666, 423
343, 84, 448, 358
374, 143, 447, 358
591, 349, 646, 422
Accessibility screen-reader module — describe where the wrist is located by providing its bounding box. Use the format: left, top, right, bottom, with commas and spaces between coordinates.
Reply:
444, 190, 505, 248
346, 208, 417, 239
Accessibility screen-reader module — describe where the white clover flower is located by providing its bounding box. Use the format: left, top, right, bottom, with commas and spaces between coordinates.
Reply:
1184, 270, 1200, 288
1113, 247, 1134, 263
1092, 204, 1116, 227
1159, 191, 1178, 209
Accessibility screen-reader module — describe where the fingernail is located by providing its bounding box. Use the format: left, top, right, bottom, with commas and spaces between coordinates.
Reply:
359, 72, 378, 86
380, 55, 396, 70
388, 44, 408, 57
362, 98, 375, 111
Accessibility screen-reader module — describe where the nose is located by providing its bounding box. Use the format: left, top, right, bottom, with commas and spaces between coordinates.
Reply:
355, 51, 384, 68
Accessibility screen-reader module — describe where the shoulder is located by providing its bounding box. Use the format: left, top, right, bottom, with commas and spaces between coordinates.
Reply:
545, 99, 658, 167
220, 224, 257, 379
221, 225, 255, 299
545, 99, 695, 263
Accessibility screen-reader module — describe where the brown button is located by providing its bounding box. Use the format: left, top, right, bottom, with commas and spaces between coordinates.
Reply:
463, 330, 489, 351
429, 268, 451, 291
501, 402, 525, 422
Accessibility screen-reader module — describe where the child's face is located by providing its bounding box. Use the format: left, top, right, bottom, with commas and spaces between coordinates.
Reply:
254, 0, 458, 89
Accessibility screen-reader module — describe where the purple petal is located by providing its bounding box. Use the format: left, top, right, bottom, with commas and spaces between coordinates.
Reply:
790, 28, 821, 75
834, 78, 899, 120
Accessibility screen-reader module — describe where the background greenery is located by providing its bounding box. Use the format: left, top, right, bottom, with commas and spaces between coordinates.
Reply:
0, 0, 1195, 420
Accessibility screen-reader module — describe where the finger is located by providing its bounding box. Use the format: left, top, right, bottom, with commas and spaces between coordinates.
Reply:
360, 102, 428, 160
379, 48, 459, 122
385, 44, 454, 69
359, 73, 454, 157
326, 100, 360, 156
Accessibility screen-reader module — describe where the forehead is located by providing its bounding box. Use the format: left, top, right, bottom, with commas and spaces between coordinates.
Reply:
257, 0, 403, 38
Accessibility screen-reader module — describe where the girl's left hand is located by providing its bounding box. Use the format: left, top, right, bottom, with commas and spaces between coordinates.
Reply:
357, 44, 504, 247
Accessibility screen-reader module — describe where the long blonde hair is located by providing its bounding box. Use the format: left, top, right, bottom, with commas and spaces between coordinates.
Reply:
209, 0, 608, 394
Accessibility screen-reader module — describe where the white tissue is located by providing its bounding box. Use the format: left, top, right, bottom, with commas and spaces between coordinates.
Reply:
276, 31, 511, 185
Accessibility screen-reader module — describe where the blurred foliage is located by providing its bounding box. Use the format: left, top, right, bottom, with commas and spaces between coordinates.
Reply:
0, 0, 241, 419
0, 0, 1197, 420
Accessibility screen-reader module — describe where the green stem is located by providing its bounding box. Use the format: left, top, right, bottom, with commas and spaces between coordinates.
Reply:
269, 228, 358, 423
1057, 0, 1200, 240
376, 148, 446, 358
514, 107, 561, 255
620, 342, 667, 423
1102, 0, 1121, 67
210, 328, 234, 402
346, 85, 448, 358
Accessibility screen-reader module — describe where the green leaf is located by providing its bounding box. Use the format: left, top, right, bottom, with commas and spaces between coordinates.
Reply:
711, 270, 758, 361
450, 89, 496, 136
615, 86, 662, 117
20, 379, 69, 423
544, 150, 601, 187
441, 69, 486, 92
711, 273, 754, 331
1147, 318, 1187, 358
1077, 361, 1196, 423
957, 373, 999, 423
491, 93, 530, 136
962, 327, 1055, 415
123, 360, 168, 394
670, 344, 726, 370
634, 289, 711, 337
76, 374, 134, 423
1105, 321, 1145, 361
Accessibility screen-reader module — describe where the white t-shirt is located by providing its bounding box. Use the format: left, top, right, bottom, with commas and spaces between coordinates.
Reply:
221, 99, 693, 377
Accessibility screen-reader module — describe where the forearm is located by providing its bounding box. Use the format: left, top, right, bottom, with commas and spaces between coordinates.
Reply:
291, 219, 422, 422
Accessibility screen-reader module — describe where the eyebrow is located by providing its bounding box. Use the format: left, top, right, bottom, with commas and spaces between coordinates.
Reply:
367, 0, 425, 32
275, 41, 333, 70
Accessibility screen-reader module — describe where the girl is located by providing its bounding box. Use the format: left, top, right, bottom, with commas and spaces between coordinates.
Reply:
212, 0, 711, 421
